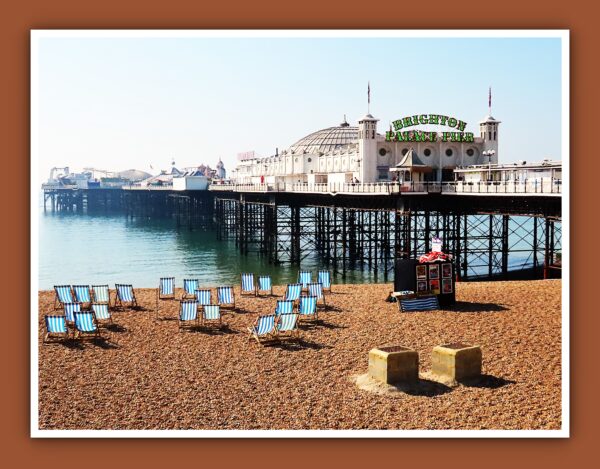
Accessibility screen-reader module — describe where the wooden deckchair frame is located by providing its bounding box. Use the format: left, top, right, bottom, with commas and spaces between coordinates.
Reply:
247, 314, 278, 344
256, 275, 274, 296
240, 273, 257, 296
43, 315, 71, 343
276, 313, 300, 341
91, 285, 111, 307
178, 300, 199, 332
53, 285, 73, 310
73, 311, 106, 342
114, 284, 138, 310
156, 277, 176, 319
217, 286, 236, 310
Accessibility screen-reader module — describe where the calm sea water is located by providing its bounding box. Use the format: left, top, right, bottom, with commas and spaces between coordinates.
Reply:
37, 194, 552, 290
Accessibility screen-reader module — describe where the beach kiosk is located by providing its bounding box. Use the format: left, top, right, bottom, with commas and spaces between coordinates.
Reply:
394, 237, 456, 307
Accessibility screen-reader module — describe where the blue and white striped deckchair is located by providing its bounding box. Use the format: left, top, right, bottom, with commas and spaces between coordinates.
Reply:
217, 286, 235, 309
399, 295, 440, 312
63, 302, 81, 323
74, 311, 102, 340
247, 314, 277, 344
92, 303, 112, 324
317, 270, 332, 292
240, 273, 256, 296
44, 315, 69, 343
53, 285, 73, 309
308, 282, 326, 307
277, 313, 300, 340
195, 289, 212, 307
178, 300, 199, 331
115, 284, 138, 309
182, 279, 199, 299
275, 300, 294, 316
73, 285, 92, 305
92, 285, 110, 305
298, 271, 312, 290
257, 275, 273, 296
284, 283, 302, 302
158, 277, 175, 299
202, 305, 222, 328
299, 295, 318, 321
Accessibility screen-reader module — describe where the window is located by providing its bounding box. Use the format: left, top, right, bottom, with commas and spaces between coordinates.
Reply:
445, 149, 453, 157
307, 157, 312, 162
466, 148, 474, 156
494, 131, 497, 140
402, 148, 409, 156
379, 148, 387, 156
424, 148, 431, 157
489, 131, 492, 140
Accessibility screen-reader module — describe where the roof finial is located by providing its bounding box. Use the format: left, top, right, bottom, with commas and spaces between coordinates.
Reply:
340, 114, 350, 127
488, 86, 492, 116
367, 81, 371, 114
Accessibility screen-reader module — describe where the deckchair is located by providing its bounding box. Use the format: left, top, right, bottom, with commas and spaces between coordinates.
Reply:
178, 300, 199, 332
73, 285, 92, 306
247, 314, 277, 344
115, 284, 138, 309
92, 303, 112, 325
91, 285, 110, 306
398, 295, 440, 312
53, 285, 73, 309
317, 270, 332, 292
63, 302, 81, 324
74, 311, 104, 341
307, 282, 326, 307
182, 279, 199, 299
240, 273, 256, 296
283, 283, 302, 302
298, 271, 312, 290
257, 275, 273, 296
275, 299, 294, 316
195, 288, 212, 309
201, 305, 222, 328
217, 286, 235, 310
158, 277, 175, 299
43, 315, 70, 343
276, 313, 300, 340
299, 295, 318, 321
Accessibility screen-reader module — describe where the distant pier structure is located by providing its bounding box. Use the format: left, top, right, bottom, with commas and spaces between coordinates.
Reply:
42, 177, 562, 281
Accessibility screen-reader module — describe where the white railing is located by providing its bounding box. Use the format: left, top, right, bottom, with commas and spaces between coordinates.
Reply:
123, 184, 174, 191
207, 179, 562, 196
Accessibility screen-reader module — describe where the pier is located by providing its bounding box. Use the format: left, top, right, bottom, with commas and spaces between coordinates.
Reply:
42, 180, 562, 281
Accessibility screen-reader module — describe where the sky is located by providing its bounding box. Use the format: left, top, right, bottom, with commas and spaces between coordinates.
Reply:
34, 33, 564, 182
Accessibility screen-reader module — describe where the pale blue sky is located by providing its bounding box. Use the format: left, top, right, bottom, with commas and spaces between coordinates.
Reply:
35, 35, 563, 180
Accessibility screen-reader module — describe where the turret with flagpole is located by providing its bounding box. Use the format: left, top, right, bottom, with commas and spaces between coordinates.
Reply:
480, 86, 501, 166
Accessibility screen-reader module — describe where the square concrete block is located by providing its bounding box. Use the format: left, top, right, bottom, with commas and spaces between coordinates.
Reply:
431, 343, 482, 381
368, 346, 419, 384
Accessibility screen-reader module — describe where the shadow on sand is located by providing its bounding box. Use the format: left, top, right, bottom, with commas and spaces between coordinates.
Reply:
447, 301, 509, 313
458, 374, 515, 389
269, 338, 332, 351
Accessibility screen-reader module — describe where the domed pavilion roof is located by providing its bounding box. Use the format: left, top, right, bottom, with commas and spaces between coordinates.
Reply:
288, 119, 358, 154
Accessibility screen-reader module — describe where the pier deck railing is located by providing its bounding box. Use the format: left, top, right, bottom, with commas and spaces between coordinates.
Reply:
208, 179, 562, 196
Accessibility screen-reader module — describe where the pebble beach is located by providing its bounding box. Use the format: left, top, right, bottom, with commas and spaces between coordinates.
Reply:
37, 280, 562, 431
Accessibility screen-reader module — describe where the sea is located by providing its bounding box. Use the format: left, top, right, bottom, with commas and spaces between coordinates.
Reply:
37, 193, 551, 290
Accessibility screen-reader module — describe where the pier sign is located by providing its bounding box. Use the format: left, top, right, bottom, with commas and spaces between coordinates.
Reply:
385, 113, 474, 143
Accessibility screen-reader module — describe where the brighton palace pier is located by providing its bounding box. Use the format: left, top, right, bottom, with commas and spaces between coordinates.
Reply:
230, 111, 500, 185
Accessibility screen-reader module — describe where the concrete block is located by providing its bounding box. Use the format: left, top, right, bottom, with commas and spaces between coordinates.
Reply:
368, 345, 419, 384
431, 343, 482, 381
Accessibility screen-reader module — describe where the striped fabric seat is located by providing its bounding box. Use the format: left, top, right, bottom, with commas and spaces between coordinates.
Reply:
54, 285, 73, 309
399, 295, 440, 312
257, 275, 272, 295
92, 303, 111, 323
202, 305, 222, 327
298, 271, 312, 289
195, 289, 212, 306
74, 311, 102, 340
284, 283, 302, 302
241, 273, 256, 295
182, 279, 199, 299
92, 285, 110, 304
73, 285, 91, 304
277, 313, 299, 338
308, 282, 326, 306
217, 286, 235, 308
63, 302, 81, 323
299, 295, 318, 320
317, 270, 332, 291
44, 315, 69, 343
159, 277, 175, 298
248, 314, 276, 343
178, 300, 199, 331
115, 284, 137, 308
275, 300, 294, 316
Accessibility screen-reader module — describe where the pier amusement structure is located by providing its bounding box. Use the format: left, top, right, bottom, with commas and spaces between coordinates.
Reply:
42, 109, 563, 281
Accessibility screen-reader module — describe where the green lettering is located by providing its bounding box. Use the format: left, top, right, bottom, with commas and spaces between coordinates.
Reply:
392, 119, 403, 131
414, 131, 427, 142
450, 132, 462, 142
385, 131, 394, 141
403, 117, 413, 128
442, 132, 451, 142
457, 120, 467, 132
429, 132, 437, 142
463, 132, 474, 142
448, 117, 457, 128
419, 114, 428, 125
396, 131, 410, 142
440, 115, 449, 126
429, 114, 439, 125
